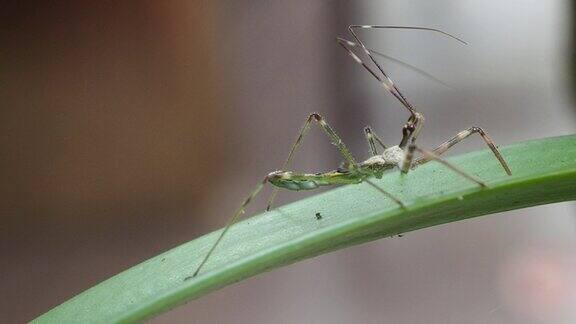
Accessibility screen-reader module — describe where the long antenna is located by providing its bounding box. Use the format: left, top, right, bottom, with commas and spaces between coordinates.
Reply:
338, 25, 467, 116
338, 38, 452, 88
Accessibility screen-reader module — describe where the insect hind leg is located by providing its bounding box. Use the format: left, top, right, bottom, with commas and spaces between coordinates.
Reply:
266, 113, 357, 211
191, 176, 268, 278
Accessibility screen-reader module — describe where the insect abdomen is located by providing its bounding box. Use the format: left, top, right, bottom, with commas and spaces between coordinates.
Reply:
273, 178, 320, 191
267, 170, 363, 191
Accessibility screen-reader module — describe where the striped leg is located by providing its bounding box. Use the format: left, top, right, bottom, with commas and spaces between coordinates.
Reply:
338, 34, 425, 172
341, 25, 466, 116
347, 26, 467, 81
336, 36, 415, 114
340, 25, 466, 173
266, 113, 357, 211
412, 127, 512, 175
399, 112, 425, 173
336, 37, 451, 87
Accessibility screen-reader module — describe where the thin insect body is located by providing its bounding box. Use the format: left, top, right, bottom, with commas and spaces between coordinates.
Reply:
335, 25, 512, 176
191, 26, 512, 278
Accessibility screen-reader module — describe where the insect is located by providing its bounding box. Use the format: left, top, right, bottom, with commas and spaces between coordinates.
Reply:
315, 212, 322, 220
191, 25, 512, 278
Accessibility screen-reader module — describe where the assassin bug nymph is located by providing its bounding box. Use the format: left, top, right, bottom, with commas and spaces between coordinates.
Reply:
191, 26, 512, 278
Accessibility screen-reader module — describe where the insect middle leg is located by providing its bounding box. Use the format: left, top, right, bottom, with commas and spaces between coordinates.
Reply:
412, 127, 512, 175
365, 179, 406, 208
406, 144, 487, 186
364, 126, 387, 156
266, 113, 357, 211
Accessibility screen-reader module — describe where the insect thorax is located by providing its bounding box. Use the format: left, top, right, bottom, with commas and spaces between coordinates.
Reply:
381, 145, 405, 166
359, 145, 405, 176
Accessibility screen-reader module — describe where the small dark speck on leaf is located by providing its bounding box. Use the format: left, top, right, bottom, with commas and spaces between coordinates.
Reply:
315, 212, 322, 220
161, 258, 166, 262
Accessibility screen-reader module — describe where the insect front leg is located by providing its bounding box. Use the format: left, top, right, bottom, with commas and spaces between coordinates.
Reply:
335, 37, 451, 87
336, 36, 415, 114
343, 25, 466, 116
400, 112, 425, 173
365, 179, 405, 208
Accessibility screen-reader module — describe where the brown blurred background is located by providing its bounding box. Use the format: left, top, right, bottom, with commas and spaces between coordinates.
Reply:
1, 1, 575, 323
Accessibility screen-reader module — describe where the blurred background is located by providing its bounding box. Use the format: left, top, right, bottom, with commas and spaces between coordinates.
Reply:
1, 1, 575, 323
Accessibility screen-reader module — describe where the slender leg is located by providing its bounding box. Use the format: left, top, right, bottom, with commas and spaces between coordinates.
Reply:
337, 31, 426, 158
336, 37, 451, 87
408, 144, 487, 187
339, 25, 466, 126
408, 113, 425, 145
365, 179, 405, 208
347, 26, 466, 92
191, 176, 269, 278
266, 113, 357, 211
339, 25, 466, 171
336, 37, 414, 114
412, 127, 512, 175
346, 26, 419, 115
364, 126, 387, 156
399, 112, 425, 172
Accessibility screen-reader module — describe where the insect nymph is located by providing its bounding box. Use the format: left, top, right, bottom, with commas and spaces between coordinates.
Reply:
191, 26, 512, 278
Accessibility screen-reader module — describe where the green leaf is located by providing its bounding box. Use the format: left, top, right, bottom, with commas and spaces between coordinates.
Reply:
33, 135, 576, 323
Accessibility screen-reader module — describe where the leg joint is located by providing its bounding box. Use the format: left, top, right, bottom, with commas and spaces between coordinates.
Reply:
413, 112, 424, 122
309, 113, 322, 122
469, 126, 485, 134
